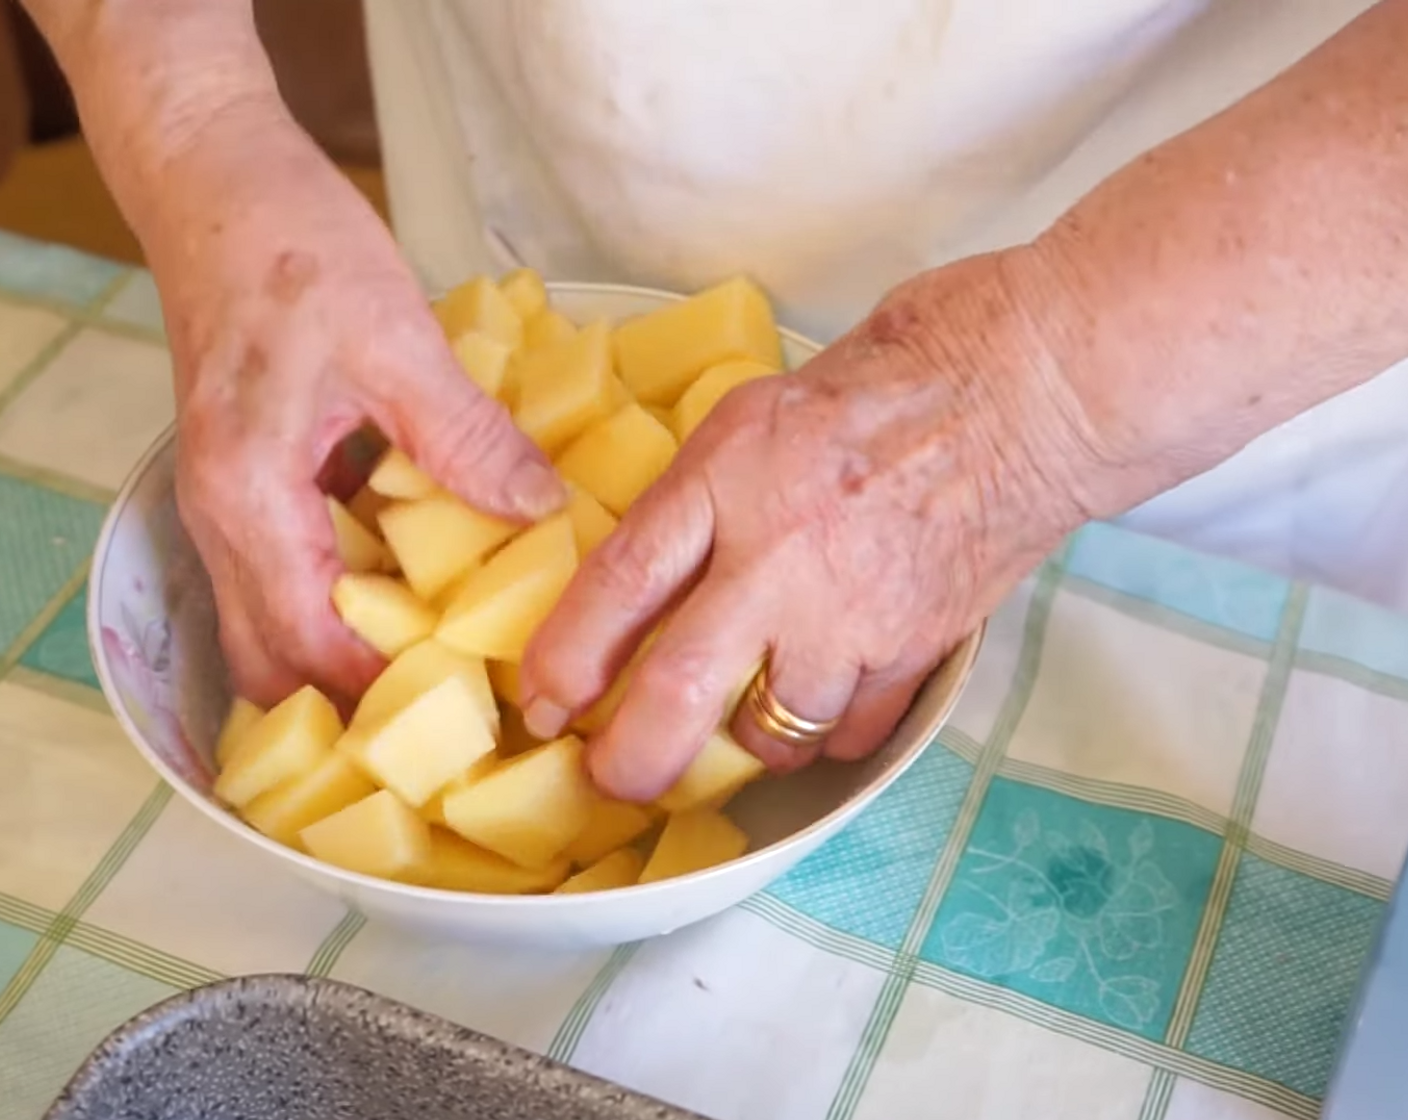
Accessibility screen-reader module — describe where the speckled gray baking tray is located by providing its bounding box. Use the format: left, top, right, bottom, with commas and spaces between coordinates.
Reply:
44, 974, 706, 1120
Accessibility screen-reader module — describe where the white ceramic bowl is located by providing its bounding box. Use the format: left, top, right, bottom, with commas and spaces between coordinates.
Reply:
87, 282, 983, 951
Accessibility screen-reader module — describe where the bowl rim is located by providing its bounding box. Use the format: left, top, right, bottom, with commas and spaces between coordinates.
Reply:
86, 279, 987, 908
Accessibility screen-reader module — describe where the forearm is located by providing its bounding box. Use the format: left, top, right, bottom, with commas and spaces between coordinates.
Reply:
17, 0, 287, 252
1036, 0, 1408, 514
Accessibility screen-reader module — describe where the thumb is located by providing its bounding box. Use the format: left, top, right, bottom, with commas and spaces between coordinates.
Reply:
362, 332, 564, 521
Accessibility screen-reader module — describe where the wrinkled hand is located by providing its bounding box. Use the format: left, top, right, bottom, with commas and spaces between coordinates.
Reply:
153, 103, 562, 710
521, 254, 1104, 800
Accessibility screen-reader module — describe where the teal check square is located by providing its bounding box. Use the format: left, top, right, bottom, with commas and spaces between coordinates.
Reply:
1186, 854, 1383, 1098
0, 917, 40, 990
766, 745, 974, 948
921, 778, 1222, 1039
1067, 521, 1289, 642
0, 475, 106, 654
1300, 585, 1408, 682
20, 585, 99, 689
0, 230, 126, 308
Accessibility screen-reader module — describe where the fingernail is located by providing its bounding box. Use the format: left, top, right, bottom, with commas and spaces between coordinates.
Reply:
507, 460, 566, 519
524, 696, 569, 740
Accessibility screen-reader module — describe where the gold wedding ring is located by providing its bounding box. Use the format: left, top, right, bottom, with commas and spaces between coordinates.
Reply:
741, 665, 839, 749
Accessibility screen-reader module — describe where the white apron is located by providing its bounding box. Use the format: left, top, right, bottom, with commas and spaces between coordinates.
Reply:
360, 0, 1408, 611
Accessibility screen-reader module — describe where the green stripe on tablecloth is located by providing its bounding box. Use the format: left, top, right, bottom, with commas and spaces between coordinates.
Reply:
937, 726, 983, 763
84, 316, 166, 348
0, 782, 171, 1026
1138, 1070, 1175, 1120
909, 960, 1318, 1119
827, 552, 1068, 1120
997, 757, 1230, 836
4, 665, 111, 715
0, 265, 167, 355
0, 894, 52, 936
0, 451, 119, 506
1155, 585, 1307, 1104
1295, 647, 1408, 703
1063, 573, 1274, 662
64, 923, 223, 991
1242, 834, 1392, 901
0, 269, 130, 423
0, 561, 90, 680
547, 943, 640, 1063
306, 910, 367, 978
740, 894, 899, 975
0, 890, 223, 991
0, 322, 83, 423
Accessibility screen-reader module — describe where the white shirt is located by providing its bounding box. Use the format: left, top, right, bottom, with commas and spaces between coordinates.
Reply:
361, 0, 1408, 611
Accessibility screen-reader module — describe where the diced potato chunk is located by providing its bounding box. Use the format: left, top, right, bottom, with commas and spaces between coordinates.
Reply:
436, 512, 578, 662
673, 359, 778, 442
524, 308, 577, 351
612, 276, 782, 405
656, 730, 766, 813
498, 268, 549, 322
487, 659, 522, 708
565, 484, 617, 556
213, 696, 265, 768
419, 754, 500, 826
555, 848, 644, 894
214, 686, 341, 808
352, 638, 498, 736
513, 320, 621, 453
300, 789, 432, 881
418, 828, 569, 894
430, 563, 480, 614
433, 276, 522, 349
556, 403, 678, 517
346, 485, 392, 534
332, 574, 437, 658
242, 752, 377, 848
327, 496, 394, 574
441, 735, 597, 868
724, 658, 764, 722
368, 448, 437, 501
377, 494, 517, 602
638, 808, 749, 884
451, 331, 513, 399
343, 676, 497, 807
562, 799, 656, 867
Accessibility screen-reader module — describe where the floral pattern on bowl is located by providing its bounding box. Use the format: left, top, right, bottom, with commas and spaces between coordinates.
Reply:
88, 429, 227, 796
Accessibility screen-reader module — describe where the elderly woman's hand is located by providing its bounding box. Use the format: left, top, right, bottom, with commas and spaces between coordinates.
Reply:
149, 99, 563, 711
520, 251, 1109, 800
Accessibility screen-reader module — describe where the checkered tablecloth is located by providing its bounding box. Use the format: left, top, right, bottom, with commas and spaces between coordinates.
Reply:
0, 228, 1404, 1120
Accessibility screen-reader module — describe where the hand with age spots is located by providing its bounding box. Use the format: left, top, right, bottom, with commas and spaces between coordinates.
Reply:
519, 252, 1107, 800
153, 102, 563, 711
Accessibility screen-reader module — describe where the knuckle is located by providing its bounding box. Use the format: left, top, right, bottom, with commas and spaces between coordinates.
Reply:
634, 648, 722, 718
588, 521, 683, 606
418, 393, 524, 479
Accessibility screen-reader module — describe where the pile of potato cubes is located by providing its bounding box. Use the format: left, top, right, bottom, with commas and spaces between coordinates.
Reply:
210, 270, 789, 895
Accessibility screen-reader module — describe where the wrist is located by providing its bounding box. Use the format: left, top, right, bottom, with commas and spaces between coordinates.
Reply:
57, 3, 289, 255
868, 250, 1122, 549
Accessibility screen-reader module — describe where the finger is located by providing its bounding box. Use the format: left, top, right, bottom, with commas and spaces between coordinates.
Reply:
821, 662, 930, 763
260, 484, 388, 706
212, 582, 303, 709
358, 327, 564, 520
519, 470, 715, 737
728, 639, 861, 774
586, 573, 768, 802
